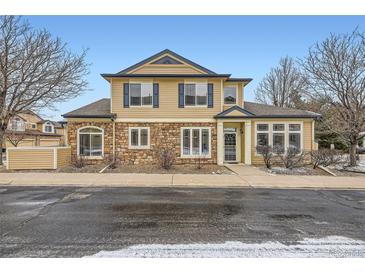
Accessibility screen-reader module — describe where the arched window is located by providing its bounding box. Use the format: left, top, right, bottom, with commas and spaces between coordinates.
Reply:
43, 121, 54, 133
77, 127, 104, 157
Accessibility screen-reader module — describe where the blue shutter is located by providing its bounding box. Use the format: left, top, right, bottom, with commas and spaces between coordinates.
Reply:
153, 83, 159, 108
208, 83, 213, 108
178, 83, 184, 108
123, 83, 129, 108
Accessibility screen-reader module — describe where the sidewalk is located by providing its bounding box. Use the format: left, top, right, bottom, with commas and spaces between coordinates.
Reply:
0, 172, 364, 189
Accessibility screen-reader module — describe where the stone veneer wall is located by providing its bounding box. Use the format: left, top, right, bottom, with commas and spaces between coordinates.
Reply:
67, 121, 217, 165
67, 121, 113, 164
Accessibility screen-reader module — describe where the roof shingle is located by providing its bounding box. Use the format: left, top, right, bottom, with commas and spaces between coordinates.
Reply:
62, 98, 112, 118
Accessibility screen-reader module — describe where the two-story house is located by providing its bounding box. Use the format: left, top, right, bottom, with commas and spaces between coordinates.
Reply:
63, 49, 320, 165
5, 110, 66, 148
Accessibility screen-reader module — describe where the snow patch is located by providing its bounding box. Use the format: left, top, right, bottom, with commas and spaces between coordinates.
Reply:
85, 236, 365, 258
334, 159, 365, 173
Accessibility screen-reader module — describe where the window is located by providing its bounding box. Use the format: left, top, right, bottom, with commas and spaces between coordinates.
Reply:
255, 122, 303, 154
256, 124, 269, 147
224, 87, 237, 104
11, 118, 25, 131
273, 124, 285, 153
130, 83, 153, 106
289, 124, 301, 150
184, 83, 207, 106
44, 122, 54, 133
31, 124, 36, 129
181, 127, 211, 157
78, 127, 103, 157
129, 127, 150, 149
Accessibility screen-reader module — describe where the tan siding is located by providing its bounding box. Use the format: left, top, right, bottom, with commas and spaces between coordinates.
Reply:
18, 113, 42, 124
222, 82, 244, 108
304, 121, 312, 151
129, 65, 204, 74
112, 78, 222, 118
7, 148, 54, 170
6, 139, 35, 148
40, 139, 60, 147
55, 128, 64, 135
57, 147, 71, 168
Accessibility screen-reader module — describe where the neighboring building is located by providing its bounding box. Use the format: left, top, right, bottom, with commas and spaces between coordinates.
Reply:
63, 49, 320, 165
4, 110, 66, 149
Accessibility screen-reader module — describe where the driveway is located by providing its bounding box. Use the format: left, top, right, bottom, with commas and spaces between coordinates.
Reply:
1, 186, 365, 257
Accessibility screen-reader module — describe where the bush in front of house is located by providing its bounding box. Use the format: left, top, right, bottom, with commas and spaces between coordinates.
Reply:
310, 148, 344, 169
277, 147, 305, 169
256, 145, 274, 169
158, 147, 176, 170
72, 155, 86, 168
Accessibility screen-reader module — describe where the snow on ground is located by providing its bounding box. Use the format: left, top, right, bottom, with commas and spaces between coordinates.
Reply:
334, 159, 365, 173
85, 236, 365, 258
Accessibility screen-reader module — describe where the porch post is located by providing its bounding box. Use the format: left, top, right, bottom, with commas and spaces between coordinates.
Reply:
244, 121, 252, 165
217, 121, 224, 165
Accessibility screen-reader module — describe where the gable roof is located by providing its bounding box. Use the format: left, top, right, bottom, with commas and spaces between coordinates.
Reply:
215, 105, 255, 118
100, 49, 252, 83
62, 98, 113, 118
114, 49, 217, 75
151, 55, 183, 65
215, 102, 321, 119
38, 120, 63, 128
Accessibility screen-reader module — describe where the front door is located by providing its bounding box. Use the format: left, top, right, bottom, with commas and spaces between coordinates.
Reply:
224, 131, 237, 162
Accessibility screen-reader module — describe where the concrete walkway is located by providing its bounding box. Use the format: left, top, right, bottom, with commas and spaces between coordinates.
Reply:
0, 170, 364, 189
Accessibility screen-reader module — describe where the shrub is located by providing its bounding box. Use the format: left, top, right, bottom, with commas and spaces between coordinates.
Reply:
256, 145, 273, 169
310, 149, 343, 169
72, 155, 86, 168
277, 147, 305, 169
158, 147, 176, 170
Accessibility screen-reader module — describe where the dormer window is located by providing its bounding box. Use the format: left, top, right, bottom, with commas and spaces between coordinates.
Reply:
184, 83, 207, 106
130, 83, 153, 106
43, 122, 54, 133
10, 117, 25, 131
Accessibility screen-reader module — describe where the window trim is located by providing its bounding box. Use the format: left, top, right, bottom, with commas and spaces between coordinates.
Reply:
128, 127, 150, 149
180, 127, 211, 158
272, 123, 286, 153
129, 82, 154, 108
183, 83, 208, 107
77, 126, 104, 159
43, 121, 54, 133
254, 122, 303, 156
223, 85, 238, 105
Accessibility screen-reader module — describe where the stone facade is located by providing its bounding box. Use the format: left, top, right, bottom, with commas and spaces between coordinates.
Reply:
67, 121, 217, 165
67, 121, 113, 164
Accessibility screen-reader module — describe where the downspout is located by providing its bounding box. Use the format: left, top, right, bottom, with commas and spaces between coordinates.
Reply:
112, 116, 116, 161
220, 79, 224, 112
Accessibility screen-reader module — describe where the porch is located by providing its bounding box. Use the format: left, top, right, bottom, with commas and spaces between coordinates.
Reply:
217, 120, 252, 165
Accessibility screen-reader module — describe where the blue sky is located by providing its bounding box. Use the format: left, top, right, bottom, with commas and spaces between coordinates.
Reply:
25, 16, 365, 120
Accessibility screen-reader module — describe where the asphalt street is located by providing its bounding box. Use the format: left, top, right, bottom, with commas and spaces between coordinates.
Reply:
1, 186, 365, 257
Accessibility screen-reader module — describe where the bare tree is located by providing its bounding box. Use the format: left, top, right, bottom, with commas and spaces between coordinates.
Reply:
6, 130, 27, 147
0, 16, 89, 165
255, 56, 307, 108
302, 29, 365, 166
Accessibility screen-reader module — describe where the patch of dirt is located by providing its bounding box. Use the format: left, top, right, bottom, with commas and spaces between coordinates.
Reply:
2, 163, 232, 175
258, 165, 328, 176
105, 164, 232, 175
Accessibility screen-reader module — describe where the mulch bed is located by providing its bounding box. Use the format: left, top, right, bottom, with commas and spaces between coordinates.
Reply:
1, 163, 232, 175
